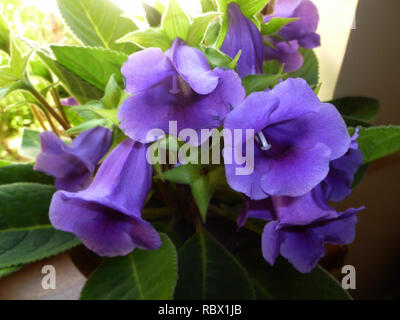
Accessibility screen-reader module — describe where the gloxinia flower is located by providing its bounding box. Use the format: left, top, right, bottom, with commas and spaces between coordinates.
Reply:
49, 139, 161, 257
118, 38, 245, 145
61, 97, 78, 106
238, 186, 364, 273
223, 78, 351, 200
35, 127, 112, 192
264, 0, 321, 72
221, 2, 264, 78
323, 128, 364, 202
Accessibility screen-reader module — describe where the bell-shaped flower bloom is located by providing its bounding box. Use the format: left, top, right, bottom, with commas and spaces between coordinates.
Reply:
323, 128, 364, 202
118, 38, 245, 145
264, 0, 321, 72
221, 2, 264, 78
238, 185, 364, 273
35, 127, 112, 192
223, 78, 351, 200
49, 139, 161, 257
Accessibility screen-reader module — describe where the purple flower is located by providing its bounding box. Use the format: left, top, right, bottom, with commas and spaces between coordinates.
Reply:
221, 3, 264, 78
323, 128, 364, 202
35, 127, 112, 192
224, 78, 351, 200
118, 38, 245, 145
61, 98, 78, 106
49, 139, 161, 257
239, 185, 364, 273
264, 0, 321, 72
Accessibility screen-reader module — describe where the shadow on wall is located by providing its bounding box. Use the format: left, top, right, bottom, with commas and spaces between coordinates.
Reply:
334, 0, 400, 300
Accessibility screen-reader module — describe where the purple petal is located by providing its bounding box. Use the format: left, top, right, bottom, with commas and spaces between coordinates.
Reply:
261, 221, 282, 266
122, 48, 176, 94
61, 98, 78, 106
70, 127, 113, 168
273, 0, 302, 17
237, 197, 275, 228
169, 38, 219, 95
264, 40, 304, 72
280, 228, 325, 273
272, 186, 339, 227
221, 3, 264, 78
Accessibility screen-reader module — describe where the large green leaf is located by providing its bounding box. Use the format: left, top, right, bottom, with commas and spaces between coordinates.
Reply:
51, 46, 127, 91
238, 250, 351, 300
330, 97, 380, 125
117, 28, 172, 51
0, 164, 54, 186
80, 233, 177, 300
234, 0, 270, 17
289, 49, 319, 87
162, 0, 191, 41
56, 0, 138, 54
37, 50, 103, 103
355, 126, 400, 163
0, 183, 80, 269
0, 265, 22, 279
175, 232, 256, 300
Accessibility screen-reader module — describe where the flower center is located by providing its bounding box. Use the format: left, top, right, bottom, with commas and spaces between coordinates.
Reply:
255, 131, 272, 151
169, 76, 192, 98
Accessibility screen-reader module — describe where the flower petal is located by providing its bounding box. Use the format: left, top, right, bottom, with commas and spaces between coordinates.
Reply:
261, 221, 282, 266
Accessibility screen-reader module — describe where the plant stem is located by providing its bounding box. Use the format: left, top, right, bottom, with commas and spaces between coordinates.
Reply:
29, 105, 48, 131
26, 84, 70, 130
51, 87, 70, 126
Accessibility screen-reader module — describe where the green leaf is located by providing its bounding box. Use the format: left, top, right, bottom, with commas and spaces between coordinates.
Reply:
71, 102, 118, 125
0, 265, 22, 279
117, 28, 172, 51
162, 0, 191, 41
56, 0, 138, 54
175, 232, 256, 300
242, 73, 284, 95
203, 19, 221, 46
330, 97, 380, 123
187, 13, 221, 47
50, 45, 127, 91
261, 17, 298, 35
202, 47, 233, 69
0, 164, 54, 186
355, 126, 400, 163
157, 164, 203, 185
237, 250, 351, 300
0, 80, 26, 102
143, 3, 162, 27
0, 66, 19, 86
0, 13, 10, 54
289, 49, 319, 87
66, 119, 110, 135
19, 128, 41, 160
80, 233, 177, 300
37, 50, 103, 103
30, 60, 53, 83
234, 0, 270, 17
102, 74, 122, 110
0, 183, 80, 269
191, 176, 214, 221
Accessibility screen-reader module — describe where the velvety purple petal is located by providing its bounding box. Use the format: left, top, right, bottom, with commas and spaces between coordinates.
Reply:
272, 186, 338, 227
34, 132, 92, 192
50, 193, 161, 257
280, 0, 319, 41
261, 221, 282, 266
268, 78, 320, 124
221, 3, 264, 78
298, 32, 321, 49
264, 40, 303, 72
273, 0, 302, 17
260, 143, 331, 197
82, 139, 153, 215
122, 48, 176, 94
280, 229, 325, 273
313, 208, 362, 245
237, 198, 275, 228
70, 127, 113, 168
169, 38, 219, 95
